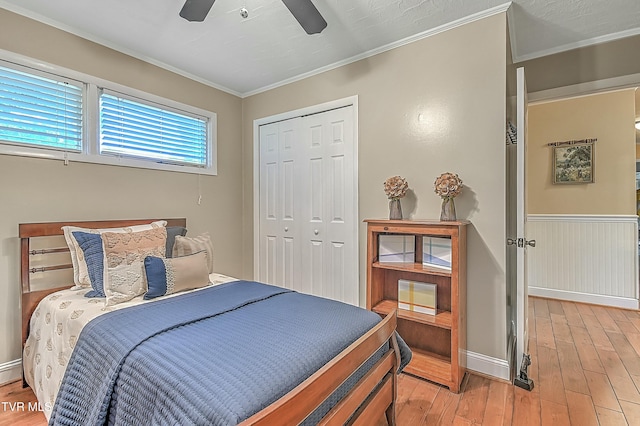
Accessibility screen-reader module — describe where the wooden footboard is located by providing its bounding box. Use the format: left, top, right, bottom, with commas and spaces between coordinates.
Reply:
242, 310, 400, 426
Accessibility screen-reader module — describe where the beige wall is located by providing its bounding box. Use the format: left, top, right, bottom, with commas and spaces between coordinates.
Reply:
0, 9, 244, 366
528, 89, 637, 214
242, 14, 509, 360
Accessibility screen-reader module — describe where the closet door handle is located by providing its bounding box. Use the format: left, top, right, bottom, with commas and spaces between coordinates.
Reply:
314, 229, 319, 235
284, 227, 289, 232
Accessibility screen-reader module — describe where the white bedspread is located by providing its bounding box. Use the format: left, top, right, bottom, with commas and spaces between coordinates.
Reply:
23, 272, 238, 419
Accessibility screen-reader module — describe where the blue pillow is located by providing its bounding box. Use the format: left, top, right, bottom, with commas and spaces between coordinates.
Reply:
143, 256, 167, 299
72, 231, 105, 298
165, 226, 187, 258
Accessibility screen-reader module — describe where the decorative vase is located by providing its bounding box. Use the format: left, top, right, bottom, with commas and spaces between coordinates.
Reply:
440, 197, 456, 221
389, 198, 403, 220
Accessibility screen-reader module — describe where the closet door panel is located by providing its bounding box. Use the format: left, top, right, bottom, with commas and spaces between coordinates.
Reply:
258, 119, 301, 288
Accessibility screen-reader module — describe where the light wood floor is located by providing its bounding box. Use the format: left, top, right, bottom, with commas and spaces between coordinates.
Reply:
387, 297, 640, 425
3, 297, 640, 425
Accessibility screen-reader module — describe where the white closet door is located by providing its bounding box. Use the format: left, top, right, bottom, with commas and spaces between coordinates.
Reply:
258, 118, 301, 289
258, 105, 357, 306
299, 106, 357, 305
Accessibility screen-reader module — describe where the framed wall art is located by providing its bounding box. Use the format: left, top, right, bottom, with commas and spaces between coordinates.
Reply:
552, 141, 594, 184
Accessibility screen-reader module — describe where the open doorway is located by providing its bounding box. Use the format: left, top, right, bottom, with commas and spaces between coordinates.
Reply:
526, 88, 638, 310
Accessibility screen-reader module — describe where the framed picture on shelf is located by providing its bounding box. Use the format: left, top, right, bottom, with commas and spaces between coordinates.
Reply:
398, 279, 436, 315
422, 236, 451, 270
378, 235, 415, 263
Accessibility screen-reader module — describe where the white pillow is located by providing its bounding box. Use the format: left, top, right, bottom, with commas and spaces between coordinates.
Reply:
62, 221, 167, 287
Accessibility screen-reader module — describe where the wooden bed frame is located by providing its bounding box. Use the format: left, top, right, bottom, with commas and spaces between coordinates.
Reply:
20, 218, 401, 425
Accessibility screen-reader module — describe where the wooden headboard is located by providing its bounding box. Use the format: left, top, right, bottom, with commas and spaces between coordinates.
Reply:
19, 218, 187, 375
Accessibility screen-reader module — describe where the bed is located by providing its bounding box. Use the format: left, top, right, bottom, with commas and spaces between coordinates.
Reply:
20, 218, 411, 425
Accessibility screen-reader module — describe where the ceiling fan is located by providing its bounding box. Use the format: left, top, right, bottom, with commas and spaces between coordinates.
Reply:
179, 0, 328, 34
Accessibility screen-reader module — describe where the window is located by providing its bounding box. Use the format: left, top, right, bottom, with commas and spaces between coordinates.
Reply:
99, 90, 209, 167
0, 64, 83, 151
0, 57, 216, 175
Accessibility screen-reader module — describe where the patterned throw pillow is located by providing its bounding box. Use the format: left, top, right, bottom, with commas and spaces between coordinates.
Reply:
101, 227, 167, 306
144, 251, 210, 300
172, 232, 214, 273
62, 221, 167, 287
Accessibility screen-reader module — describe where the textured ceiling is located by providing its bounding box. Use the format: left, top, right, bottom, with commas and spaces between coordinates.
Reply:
0, 0, 639, 96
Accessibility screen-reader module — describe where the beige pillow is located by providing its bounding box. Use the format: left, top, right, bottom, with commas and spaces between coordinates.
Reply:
62, 220, 167, 287
144, 251, 210, 299
101, 227, 167, 306
172, 232, 214, 273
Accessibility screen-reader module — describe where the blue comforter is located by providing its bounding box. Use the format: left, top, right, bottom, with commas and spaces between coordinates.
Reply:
50, 281, 410, 425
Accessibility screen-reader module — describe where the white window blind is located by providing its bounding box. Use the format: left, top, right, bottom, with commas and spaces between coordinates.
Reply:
99, 90, 208, 167
0, 65, 83, 151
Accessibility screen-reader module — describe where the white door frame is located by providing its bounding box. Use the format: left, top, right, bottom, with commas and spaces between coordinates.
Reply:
252, 96, 359, 289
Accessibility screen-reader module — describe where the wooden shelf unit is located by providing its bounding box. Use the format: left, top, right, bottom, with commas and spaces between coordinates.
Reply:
365, 219, 468, 393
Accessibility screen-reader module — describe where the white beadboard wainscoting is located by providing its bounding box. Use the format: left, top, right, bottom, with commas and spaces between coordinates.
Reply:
527, 215, 639, 310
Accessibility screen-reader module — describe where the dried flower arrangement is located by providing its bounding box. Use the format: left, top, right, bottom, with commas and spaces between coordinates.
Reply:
434, 172, 463, 200
434, 172, 462, 221
383, 176, 409, 200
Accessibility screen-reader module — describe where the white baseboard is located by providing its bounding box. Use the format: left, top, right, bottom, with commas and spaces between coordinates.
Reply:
0, 359, 22, 386
529, 286, 639, 310
464, 350, 511, 382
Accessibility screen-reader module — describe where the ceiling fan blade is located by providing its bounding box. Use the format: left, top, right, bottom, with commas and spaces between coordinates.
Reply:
179, 0, 216, 22
281, 0, 327, 34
